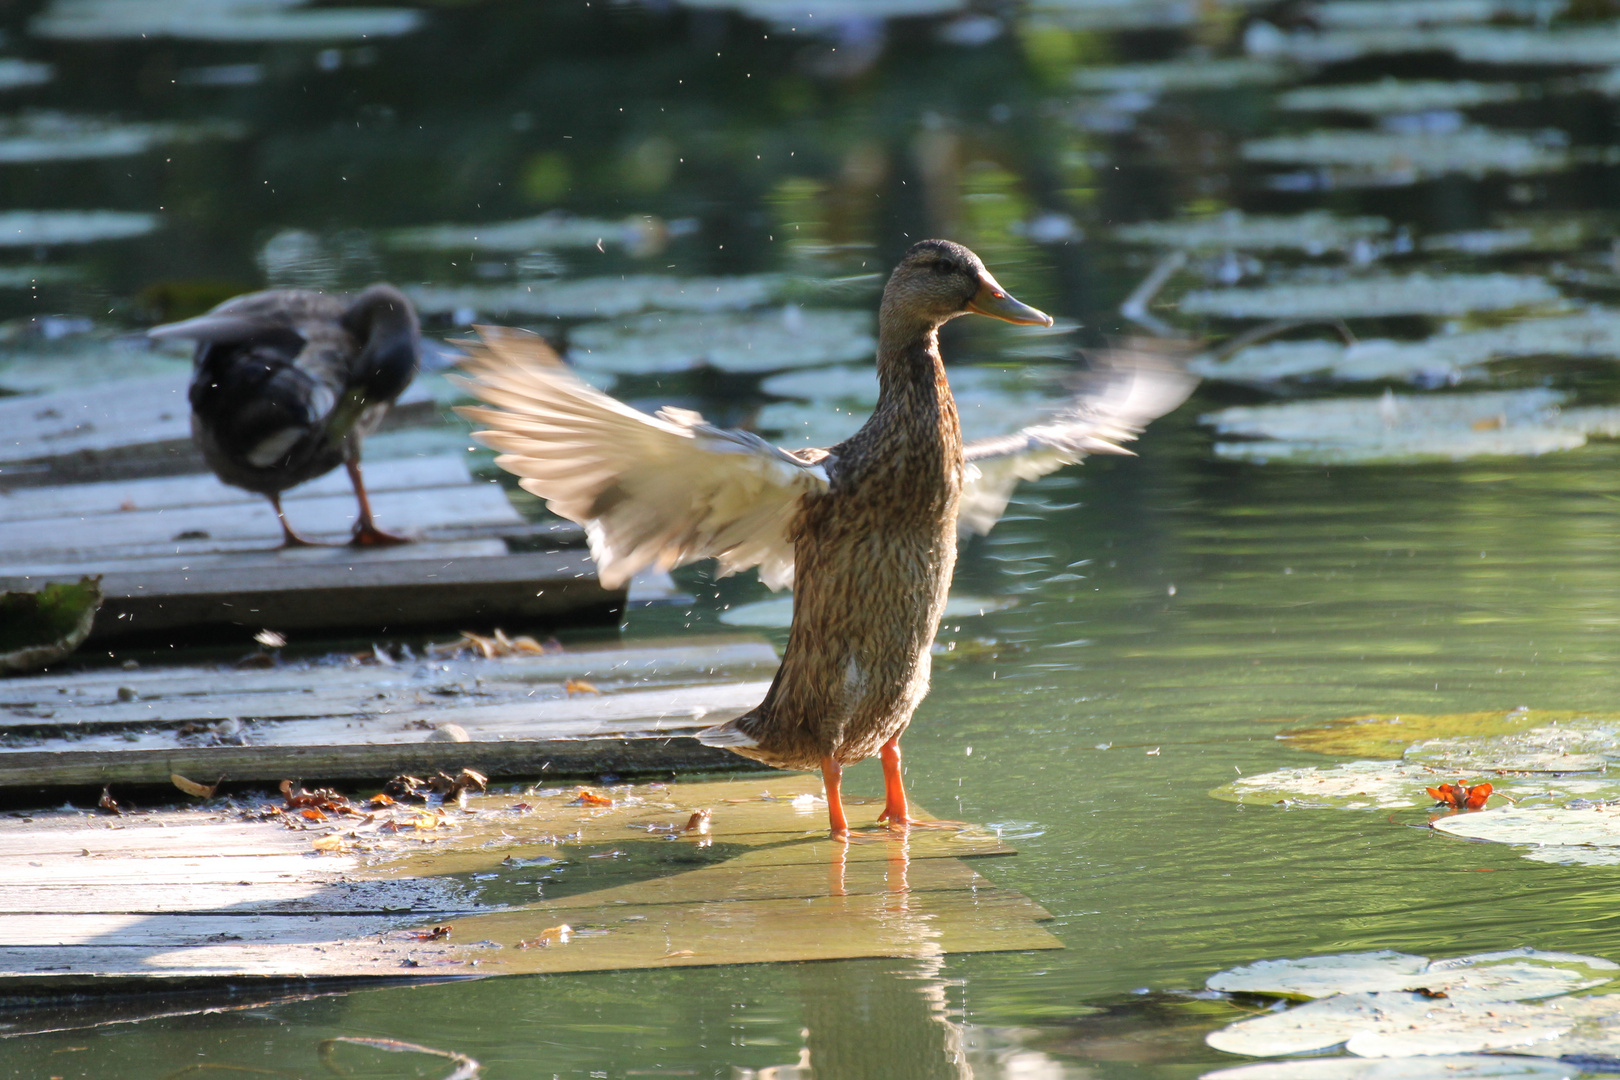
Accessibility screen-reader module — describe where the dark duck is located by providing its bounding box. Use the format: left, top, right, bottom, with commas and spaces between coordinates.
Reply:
151, 284, 421, 547
456, 241, 1193, 836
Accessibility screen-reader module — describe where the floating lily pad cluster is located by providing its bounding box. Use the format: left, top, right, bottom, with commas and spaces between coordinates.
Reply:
1200, 949, 1620, 1078
1212, 709, 1620, 866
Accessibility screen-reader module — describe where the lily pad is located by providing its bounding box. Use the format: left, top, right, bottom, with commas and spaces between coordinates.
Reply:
405, 275, 785, 320
569, 308, 872, 375
1073, 58, 1291, 93
1277, 710, 1594, 760
0, 266, 83, 289
675, 0, 963, 20
1181, 273, 1560, 320
0, 112, 242, 164
384, 213, 690, 257
1208, 948, 1618, 1004
721, 594, 1016, 627
1422, 220, 1597, 256
1201, 387, 1620, 464
1315, 0, 1539, 28
0, 210, 158, 247
0, 59, 53, 91
1115, 211, 1389, 255
1433, 806, 1620, 851
1207, 991, 1570, 1057
0, 577, 102, 674
1405, 722, 1620, 773
1275, 25, 1620, 67
1240, 129, 1570, 186
1202, 1056, 1578, 1079
31, 0, 424, 42
1279, 79, 1522, 115
1192, 309, 1620, 386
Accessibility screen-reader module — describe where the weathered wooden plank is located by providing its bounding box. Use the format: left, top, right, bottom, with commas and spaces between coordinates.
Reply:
0, 880, 479, 916
0, 480, 521, 557
0, 913, 422, 946
0, 640, 780, 707
0, 538, 512, 579
0, 734, 747, 786
0, 549, 623, 643
0, 453, 477, 522
0, 679, 768, 741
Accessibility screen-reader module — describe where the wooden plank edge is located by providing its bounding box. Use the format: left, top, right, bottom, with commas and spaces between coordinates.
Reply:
0, 735, 759, 788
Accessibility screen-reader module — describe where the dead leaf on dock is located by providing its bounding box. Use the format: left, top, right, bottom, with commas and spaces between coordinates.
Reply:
517, 924, 572, 948
563, 678, 599, 696
96, 786, 120, 815
169, 773, 218, 799
429, 629, 559, 659
571, 787, 614, 807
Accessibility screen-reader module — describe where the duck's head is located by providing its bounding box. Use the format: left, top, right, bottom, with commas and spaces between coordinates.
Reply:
882, 239, 1053, 330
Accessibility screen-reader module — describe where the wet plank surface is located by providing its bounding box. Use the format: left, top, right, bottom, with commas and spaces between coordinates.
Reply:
0, 452, 659, 641
0, 638, 780, 786
0, 774, 1059, 987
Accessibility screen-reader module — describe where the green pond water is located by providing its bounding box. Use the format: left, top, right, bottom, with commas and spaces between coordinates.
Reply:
8, 0, 1620, 1076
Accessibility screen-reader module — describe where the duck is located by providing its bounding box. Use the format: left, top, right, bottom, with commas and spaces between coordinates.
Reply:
455, 241, 1193, 836
150, 284, 421, 547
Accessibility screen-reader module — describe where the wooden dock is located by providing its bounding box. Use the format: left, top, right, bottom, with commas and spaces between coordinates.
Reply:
0, 446, 681, 642
0, 636, 781, 788
0, 773, 1060, 991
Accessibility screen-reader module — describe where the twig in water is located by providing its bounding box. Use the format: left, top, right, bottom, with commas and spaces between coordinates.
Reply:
319, 1036, 481, 1080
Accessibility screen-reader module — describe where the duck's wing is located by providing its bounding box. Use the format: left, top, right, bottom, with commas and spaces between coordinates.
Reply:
958, 347, 1196, 536
453, 327, 830, 591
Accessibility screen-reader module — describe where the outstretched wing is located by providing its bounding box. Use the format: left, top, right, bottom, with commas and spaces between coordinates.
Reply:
958, 345, 1197, 535
453, 327, 830, 591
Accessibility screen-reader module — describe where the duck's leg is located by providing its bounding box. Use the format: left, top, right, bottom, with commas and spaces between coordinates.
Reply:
269, 493, 325, 548
821, 756, 850, 837
876, 737, 966, 830
345, 457, 411, 546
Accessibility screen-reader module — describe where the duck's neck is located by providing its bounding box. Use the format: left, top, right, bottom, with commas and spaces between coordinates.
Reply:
876, 310, 946, 403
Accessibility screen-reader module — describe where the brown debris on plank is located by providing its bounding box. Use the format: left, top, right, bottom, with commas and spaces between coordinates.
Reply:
0, 774, 1059, 988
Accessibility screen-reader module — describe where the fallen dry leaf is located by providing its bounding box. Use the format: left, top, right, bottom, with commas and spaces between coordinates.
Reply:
300, 807, 327, 822
659, 949, 696, 960
170, 773, 218, 799
97, 787, 121, 815
311, 834, 347, 852
684, 809, 712, 835
517, 924, 572, 948
563, 678, 600, 696
570, 787, 613, 807
408, 925, 453, 941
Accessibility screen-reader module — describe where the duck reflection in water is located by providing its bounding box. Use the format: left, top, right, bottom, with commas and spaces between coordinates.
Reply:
457, 242, 1193, 837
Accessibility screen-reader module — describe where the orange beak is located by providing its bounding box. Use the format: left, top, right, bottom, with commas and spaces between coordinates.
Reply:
965, 271, 1053, 327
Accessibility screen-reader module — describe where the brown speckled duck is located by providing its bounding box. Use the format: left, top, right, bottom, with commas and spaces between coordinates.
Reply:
456, 241, 1192, 836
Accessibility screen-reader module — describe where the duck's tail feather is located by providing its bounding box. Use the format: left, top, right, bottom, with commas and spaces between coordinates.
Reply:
695, 716, 760, 749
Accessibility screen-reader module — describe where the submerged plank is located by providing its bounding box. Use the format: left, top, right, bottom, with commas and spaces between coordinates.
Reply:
0, 774, 1057, 986
0, 889, 1058, 983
